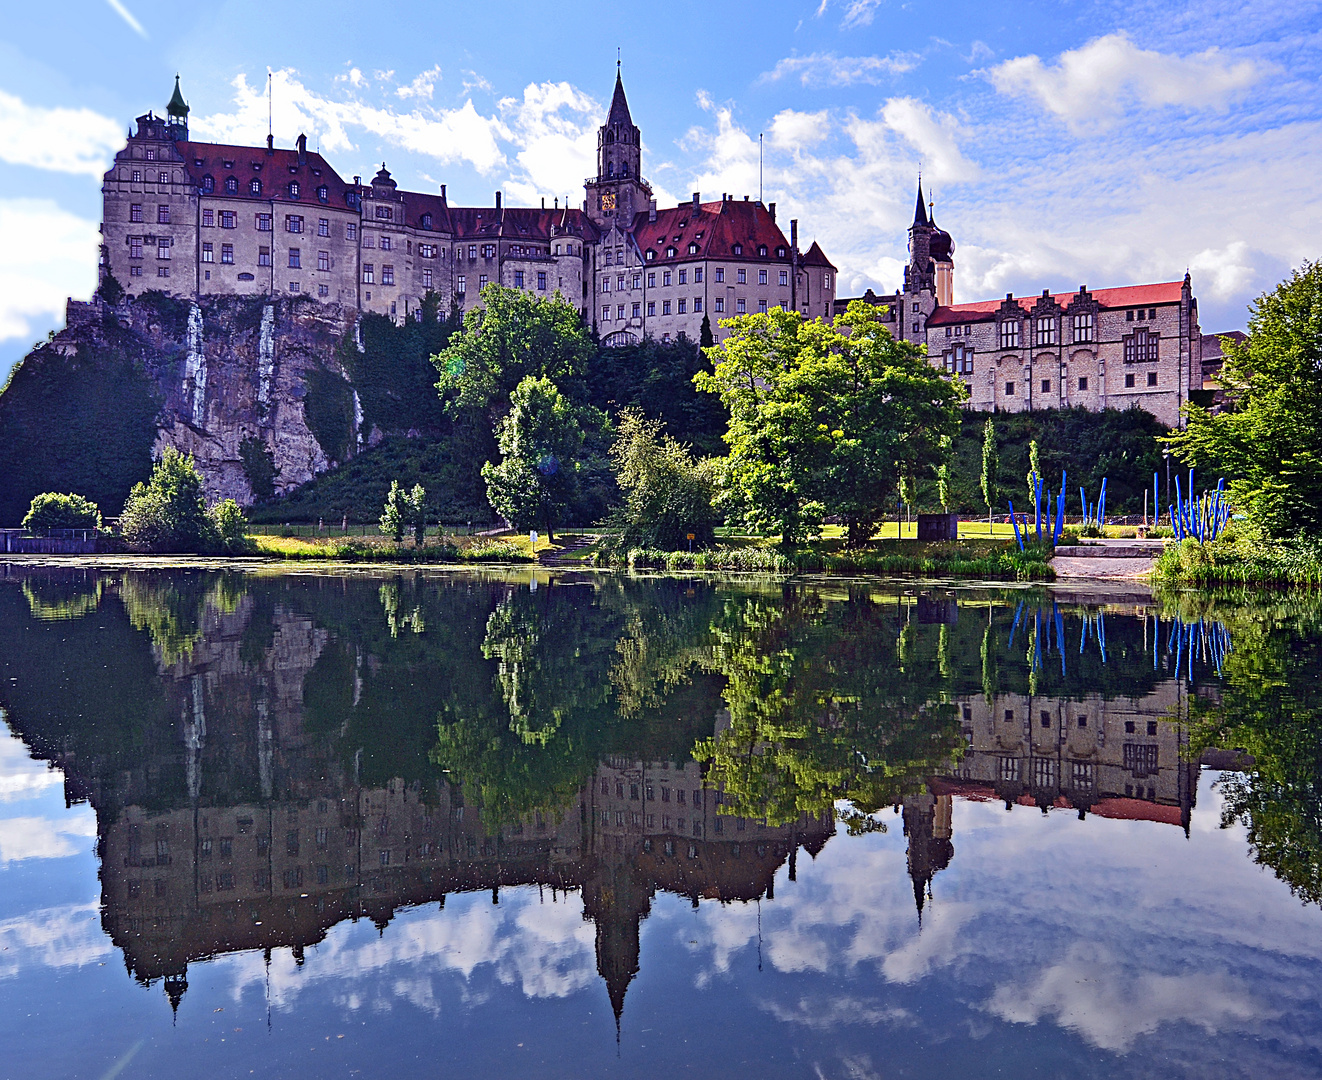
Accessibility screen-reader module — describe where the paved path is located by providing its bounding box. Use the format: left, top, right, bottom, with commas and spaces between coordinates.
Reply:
1051, 539, 1166, 580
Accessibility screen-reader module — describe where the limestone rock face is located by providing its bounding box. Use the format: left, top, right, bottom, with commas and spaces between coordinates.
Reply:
69, 293, 360, 506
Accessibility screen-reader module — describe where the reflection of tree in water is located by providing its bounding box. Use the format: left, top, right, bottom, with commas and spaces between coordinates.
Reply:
379, 580, 426, 638
1181, 591, 1322, 905
694, 588, 965, 831
118, 571, 244, 666
21, 573, 104, 622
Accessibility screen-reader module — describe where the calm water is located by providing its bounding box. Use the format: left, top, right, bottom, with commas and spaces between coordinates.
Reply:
0, 565, 1320, 1079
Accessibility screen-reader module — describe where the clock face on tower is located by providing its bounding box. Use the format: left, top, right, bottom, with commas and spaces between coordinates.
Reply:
601, 192, 616, 212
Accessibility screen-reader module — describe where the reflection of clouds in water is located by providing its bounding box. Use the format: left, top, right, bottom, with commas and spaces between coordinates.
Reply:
0, 814, 96, 863
760, 995, 912, 1032
222, 887, 596, 1014
662, 778, 1322, 1057
0, 903, 113, 977
985, 943, 1264, 1051
0, 718, 63, 804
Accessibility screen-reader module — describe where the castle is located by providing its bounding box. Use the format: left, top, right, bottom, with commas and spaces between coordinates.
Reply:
99, 71, 838, 347
843, 181, 1207, 427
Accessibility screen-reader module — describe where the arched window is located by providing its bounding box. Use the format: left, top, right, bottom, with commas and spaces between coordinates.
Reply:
201, 175, 214, 194
250, 179, 261, 195
224, 176, 237, 194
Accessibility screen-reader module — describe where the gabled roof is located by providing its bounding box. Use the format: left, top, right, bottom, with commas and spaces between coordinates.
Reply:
399, 190, 452, 234
175, 141, 356, 207
628, 198, 792, 262
927, 281, 1187, 326
801, 241, 836, 270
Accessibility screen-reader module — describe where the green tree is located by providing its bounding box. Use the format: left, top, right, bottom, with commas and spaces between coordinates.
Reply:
697, 301, 962, 544
432, 285, 594, 417
482, 376, 589, 539
120, 449, 215, 553
379, 480, 426, 544
1168, 262, 1322, 536
208, 499, 251, 554
699, 313, 714, 349
1027, 438, 1041, 505
22, 492, 101, 531
981, 417, 999, 531
606, 409, 719, 551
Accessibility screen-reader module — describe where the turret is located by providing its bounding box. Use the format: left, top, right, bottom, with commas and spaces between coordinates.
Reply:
166, 75, 189, 141
585, 64, 651, 228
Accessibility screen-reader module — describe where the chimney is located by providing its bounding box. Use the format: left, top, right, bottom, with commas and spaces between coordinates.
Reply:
1006, 292, 1014, 301
744, 195, 749, 201
440, 183, 446, 199
768, 201, 776, 222
692, 191, 700, 210
353, 175, 360, 186
790, 219, 798, 252
296, 133, 307, 165
266, 133, 274, 155
495, 191, 502, 210
648, 198, 657, 223
541, 197, 545, 209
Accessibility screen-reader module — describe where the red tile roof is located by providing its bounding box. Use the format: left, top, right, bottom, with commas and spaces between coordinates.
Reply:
447, 206, 598, 244
628, 199, 792, 263
176, 141, 357, 207
1089, 797, 1184, 827
927, 281, 1186, 327
801, 241, 837, 270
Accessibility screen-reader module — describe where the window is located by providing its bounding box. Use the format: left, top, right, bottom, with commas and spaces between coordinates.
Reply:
288, 181, 300, 198
1035, 316, 1056, 346
694, 268, 703, 283
733, 244, 743, 255
256, 213, 272, 231
647, 301, 656, 316
694, 297, 702, 312
537, 271, 547, 290
1005, 381, 1016, 396
318, 218, 330, 236
319, 284, 329, 297
130, 203, 143, 223
346, 222, 357, 241
1125, 373, 1136, 388
1126, 309, 1135, 321
362, 234, 375, 249
759, 269, 768, 285
737, 268, 747, 284
633, 273, 642, 289
678, 299, 687, 314
736, 297, 746, 313
221, 243, 233, 264
824, 273, 832, 288
131, 168, 142, 182
220, 211, 236, 229
457, 275, 466, 295
1147, 371, 1158, 386
201, 242, 214, 263
286, 215, 303, 233
666, 246, 677, 258
715, 267, 725, 283
478, 274, 488, 289
381, 265, 394, 285
223, 176, 237, 194
250, 178, 261, 195
1078, 376, 1088, 391
1124, 330, 1160, 363
662, 300, 671, 315
157, 205, 170, 224
779, 270, 789, 287
678, 269, 687, 285
157, 266, 169, 277
714, 297, 724, 313
467, 244, 477, 260
363, 264, 374, 284
258, 246, 271, 266
317, 186, 328, 202
483, 244, 495, 258
602, 276, 610, 293
647, 272, 656, 287
1041, 379, 1051, 393
380, 236, 391, 251
289, 248, 301, 268
1123, 743, 1160, 777
317, 250, 330, 272
201, 208, 213, 227
632, 302, 641, 318
617, 304, 625, 319
663, 271, 672, 286
145, 149, 155, 161
1072, 312, 1094, 343
130, 266, 142, 276
157, 237, 170, 260
758, 298, 768, 313
514, 270, 524, 288
602, 305, 612, 321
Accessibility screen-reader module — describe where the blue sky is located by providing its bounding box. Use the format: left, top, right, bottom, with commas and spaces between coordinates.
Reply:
3, 0, 1321, 381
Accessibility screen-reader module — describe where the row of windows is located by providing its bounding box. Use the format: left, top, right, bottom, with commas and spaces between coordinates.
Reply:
599, 778, 707, 804
197, 175, 329, 201
601, 295, 793, 322
996, 314, 1096, 349
601, 267, 794, 292
1000, 372, 1158, 396
645, 241, 787, 261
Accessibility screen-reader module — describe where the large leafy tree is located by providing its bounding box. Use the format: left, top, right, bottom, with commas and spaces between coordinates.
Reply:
1168, 262, 1322, 536
482, 376, 593, 538
432, 285, 595, 417
696, 301, 963, 544
606, 409, 719, 551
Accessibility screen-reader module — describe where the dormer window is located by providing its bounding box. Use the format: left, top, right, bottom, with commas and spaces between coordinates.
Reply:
194, 158, 203, 167
317, 186, 328, 202
666, 246, 677, 258
688, 243, 698, 255
250, 179, 261, 195
733, 243, 743, 255
645, 249, 656, 261
224, 176, 238, 194
223, 160, 234, 169
776, 246, 786, 257
758, 245, 768, 257
289, 181, 300, 198
421, 213, 432, 230
201, 175, 214, 194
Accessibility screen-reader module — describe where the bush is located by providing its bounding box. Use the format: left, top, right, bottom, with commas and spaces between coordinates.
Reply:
120, 449, 215, 553
22, 492, 101, 531
208, 499, 253, 554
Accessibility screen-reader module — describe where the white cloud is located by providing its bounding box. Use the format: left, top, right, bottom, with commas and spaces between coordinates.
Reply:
397, 65, 442, 101
0, 91, 122, 179
498, 82, 601, 204
987, 33, 1261, 128
760, 52, 920, 88
0, 813, 96, 863
104, 0, 146, 38
0, 730, 63, 804
769, 109, 831, 150
842, 0, 884, 28
0, 903, 113, 978
0, 200, 98, 345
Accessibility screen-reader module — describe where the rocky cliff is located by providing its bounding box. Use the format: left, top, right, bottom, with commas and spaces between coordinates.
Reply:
0, 292, 362, 521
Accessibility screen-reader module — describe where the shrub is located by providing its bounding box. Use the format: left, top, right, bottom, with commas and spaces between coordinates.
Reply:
208, 499, 253, 554
120, 449, 214, 553
22, 492, 101, 531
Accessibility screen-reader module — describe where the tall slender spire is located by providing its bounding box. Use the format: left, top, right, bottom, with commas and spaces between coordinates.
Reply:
607, 65, 633, 127
912, 176, 929, 227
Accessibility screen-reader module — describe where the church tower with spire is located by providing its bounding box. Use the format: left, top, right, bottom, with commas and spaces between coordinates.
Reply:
584, 65, 652, 229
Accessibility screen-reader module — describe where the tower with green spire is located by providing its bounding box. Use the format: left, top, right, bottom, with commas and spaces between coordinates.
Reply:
166, 75, 189, 141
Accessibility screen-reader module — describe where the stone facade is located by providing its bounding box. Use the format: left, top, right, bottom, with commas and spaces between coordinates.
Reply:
839, 181, 1203, 428
100, 73, 837, 348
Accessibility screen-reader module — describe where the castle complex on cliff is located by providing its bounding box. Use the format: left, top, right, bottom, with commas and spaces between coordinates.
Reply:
99, 71, 1210, 426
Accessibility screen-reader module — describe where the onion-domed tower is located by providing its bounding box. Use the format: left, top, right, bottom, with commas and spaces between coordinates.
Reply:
929, 209, 954, 307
